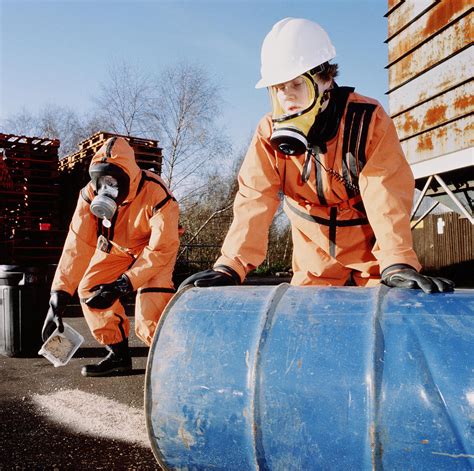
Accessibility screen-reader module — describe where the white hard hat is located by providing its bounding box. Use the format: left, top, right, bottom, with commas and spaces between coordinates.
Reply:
255, 17, 336, 89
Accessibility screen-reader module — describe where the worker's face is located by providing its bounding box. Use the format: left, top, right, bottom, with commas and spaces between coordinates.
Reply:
96, 175, 119, 200
273, 76, 312, 115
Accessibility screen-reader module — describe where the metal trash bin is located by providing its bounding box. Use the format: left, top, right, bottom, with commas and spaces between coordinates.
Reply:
0, 265, 51, 357
145, 284, 474, 471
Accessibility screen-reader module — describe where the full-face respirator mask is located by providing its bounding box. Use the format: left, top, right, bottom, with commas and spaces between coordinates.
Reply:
89, 163, 130, 228
268, 68, 328, 157
255, 17, 339, 181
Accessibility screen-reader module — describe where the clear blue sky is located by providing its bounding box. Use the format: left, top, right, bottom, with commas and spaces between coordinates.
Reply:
0, 0, 389, 148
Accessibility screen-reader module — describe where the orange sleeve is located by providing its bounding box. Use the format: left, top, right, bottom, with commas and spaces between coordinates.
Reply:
215, 117, 281, 281
51, 188, 98, 295
124, 198, 180, 289
359, 105, 421, 272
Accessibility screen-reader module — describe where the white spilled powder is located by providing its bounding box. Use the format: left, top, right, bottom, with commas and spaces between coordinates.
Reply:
31, 389, 150, 448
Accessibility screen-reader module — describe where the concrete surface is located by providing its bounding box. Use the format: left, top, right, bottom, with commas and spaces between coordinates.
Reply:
0, 314, 161, 471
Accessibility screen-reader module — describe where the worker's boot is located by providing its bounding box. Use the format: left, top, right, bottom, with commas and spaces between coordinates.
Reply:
81, 338, 132, 377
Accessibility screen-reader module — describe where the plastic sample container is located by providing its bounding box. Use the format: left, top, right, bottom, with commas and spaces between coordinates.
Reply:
38, 322, 84, 367
145, 284, 474, 471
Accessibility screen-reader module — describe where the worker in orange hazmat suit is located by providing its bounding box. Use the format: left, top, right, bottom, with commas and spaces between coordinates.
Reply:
180, 17, 453, 293
41, 137, 179, 376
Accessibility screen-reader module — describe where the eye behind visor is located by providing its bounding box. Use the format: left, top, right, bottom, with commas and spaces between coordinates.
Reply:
269, 73, 317, 123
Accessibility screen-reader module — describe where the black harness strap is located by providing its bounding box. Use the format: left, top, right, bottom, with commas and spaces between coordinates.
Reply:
141, 171, 175, 199
105, 137, 117, 158
114, 313, 127, 342
136, 171, 177, 212
314, 148, 328, 206
341, 103, 376, 198
135, 171, 147, 196
80, 186, 92, 204
357, 106, 375, 169
152, 195, 173, 214
107, 210, 119, 241
329, 207, 337, 257
285, 198, 369, 259
285, 198, 369, 227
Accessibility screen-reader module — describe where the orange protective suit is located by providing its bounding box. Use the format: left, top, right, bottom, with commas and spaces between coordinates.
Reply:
51, 137, 179, 345
215, 91, 421, 286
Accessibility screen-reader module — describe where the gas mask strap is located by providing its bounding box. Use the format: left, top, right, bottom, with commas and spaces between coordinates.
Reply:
305, 147, 360, 193
302, 148, 313, 183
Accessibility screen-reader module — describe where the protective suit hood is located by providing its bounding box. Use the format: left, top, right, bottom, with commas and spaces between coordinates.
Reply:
89, 137, 141, 203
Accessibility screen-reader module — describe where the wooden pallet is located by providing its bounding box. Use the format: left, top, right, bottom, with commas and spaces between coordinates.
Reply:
60, 132, 163, 174
0, 133, 60, 149
78, 131, 159, 151
0, 133, 63, 264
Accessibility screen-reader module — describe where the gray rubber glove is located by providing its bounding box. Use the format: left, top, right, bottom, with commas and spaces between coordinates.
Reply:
381, 264, 455, 294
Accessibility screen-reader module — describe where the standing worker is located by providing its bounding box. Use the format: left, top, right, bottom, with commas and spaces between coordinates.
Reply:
42, 137, 179, 376
181, 17, 453, 293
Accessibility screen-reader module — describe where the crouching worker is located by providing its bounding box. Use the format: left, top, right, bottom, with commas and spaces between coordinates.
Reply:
42, 137, 179, 377
180, 18, 454, 294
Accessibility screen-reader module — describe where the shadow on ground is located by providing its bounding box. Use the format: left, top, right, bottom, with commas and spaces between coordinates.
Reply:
0, 398, 160, 470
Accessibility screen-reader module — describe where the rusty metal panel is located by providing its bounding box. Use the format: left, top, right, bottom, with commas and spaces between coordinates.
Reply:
387, 0, 404, 12
386, 0, 405, 17
393, 81, 474, 140
400, 116, 473, 165
388, 48, 473, 116
388, 0, 471, 65
388, 13, 472, 90
387, 0, 438, 38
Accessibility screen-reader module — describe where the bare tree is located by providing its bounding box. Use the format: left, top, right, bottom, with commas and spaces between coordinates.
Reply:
94, 60, 152, 136
146, 62, 230, 198
2, 105, 101, 157
2, 108, 36, 136
93, 61, 230, 200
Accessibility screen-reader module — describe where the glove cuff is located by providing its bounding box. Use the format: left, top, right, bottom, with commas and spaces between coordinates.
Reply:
381, 264, 415, 280
214, 265, 242, 285
50, 290, 73, 305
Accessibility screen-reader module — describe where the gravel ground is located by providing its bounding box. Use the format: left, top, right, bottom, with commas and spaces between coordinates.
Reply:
0, 316, 161, 471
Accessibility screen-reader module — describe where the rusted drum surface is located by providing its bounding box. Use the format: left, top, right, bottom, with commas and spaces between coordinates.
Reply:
145, 285, 474, 470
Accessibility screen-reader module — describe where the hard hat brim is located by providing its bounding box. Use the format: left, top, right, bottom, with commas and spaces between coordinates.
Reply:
255, 52, 336, 89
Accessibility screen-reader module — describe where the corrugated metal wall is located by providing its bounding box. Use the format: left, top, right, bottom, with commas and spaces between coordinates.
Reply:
386, 0, 473, 166
386, 0, 473, 283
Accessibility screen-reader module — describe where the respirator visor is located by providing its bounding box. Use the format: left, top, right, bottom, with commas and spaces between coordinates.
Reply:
268, 73, 322, 155
269, 73, 316, 122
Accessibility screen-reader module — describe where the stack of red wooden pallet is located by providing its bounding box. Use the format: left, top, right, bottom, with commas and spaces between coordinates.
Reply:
0, 133, 65, 264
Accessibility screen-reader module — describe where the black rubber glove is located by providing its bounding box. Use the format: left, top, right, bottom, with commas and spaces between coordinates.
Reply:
42, 290, 72, 341
178, 265, 241, 290
85, 274, 133, 309
381, 264, 455, 294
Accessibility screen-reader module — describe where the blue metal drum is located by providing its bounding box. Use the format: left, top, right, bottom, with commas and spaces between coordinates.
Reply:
145, 285, 474, 470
